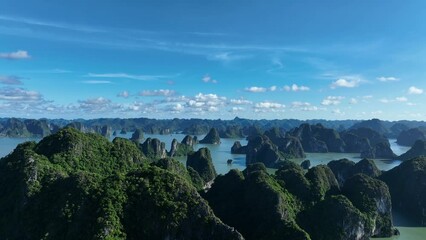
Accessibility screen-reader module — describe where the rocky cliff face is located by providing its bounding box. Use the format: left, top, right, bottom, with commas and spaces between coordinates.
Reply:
187, 148, 217, 183
397, 128, 426, 146
168, 136, 194, 157
328, 158, 381, 187
380, 157, 426, 226
343, 174, 394, 237
298, 195, 372, 240
289, 123, 345, 153
350, 118, 390, 137
130, 129, 144, 142
205, 165, 310, 240
200, 128, 221, 144
360, 141, 397, 159
277, 136, 306, 159
342, 128, 396, 159
399, 140, 426, 161
245, 135, 284, 168
231, 141, 247, 154
140, 137, 167, 159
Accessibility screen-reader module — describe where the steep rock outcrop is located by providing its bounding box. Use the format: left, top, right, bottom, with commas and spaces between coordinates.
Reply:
343, 174, 395, 237
305, 165, 340, 201
289, 123, 345, 153
140, 138, 167, 159
399, 140, 426, 161
328, 158, 381, 187
397, 128, 426, 147
350, 118, 390, 137
199, 128, 221, 144
342, 128, 395, 158
231, 141, 247, 154
168, 137, 194, 157
380, 157, 426, 226
245, 135, 284, 168
205, 167, 310, 240
298, 195, 372, 240
360, 141, 397, 159
277, 136, 306, 159
186, 148, 217, 183
130, 129, 144, 143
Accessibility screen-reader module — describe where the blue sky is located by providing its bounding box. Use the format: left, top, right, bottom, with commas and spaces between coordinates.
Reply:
0, 0, 425, 120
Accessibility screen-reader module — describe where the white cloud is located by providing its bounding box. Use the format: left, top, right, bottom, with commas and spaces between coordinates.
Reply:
321, 96, 344, 106
395, 97, 408, 102
349, 98, 358, 104
377, 76, 399, 82
284, 84, 310, 92
0, 87, 44, 102
229, 98, 252, 105
330, 77, 361, 88
332, 109, 344, 115
253, 101, 285, 112
0, 75, 23, 85
300, 106, 319, 111
408, 86, 423, 95
379, 98, 390, 103
0, 50, 31, 59
117, 91, 129, 98
291, 101, 311, 108
245, 86, 267, 93
229, 107, 245, 113
380, 96, 409, 103
139, 89, 176, 97
202, 74, 218, 84
245, 85, 280, 93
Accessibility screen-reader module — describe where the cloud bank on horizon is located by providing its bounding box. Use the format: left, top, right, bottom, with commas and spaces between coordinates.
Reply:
0, 0, 425, 120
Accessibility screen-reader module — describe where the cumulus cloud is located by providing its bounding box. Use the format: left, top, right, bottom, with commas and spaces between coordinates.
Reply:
291, 101, 311, 108
0, 50, 31, 60
139, 89, 176, 97
408, 86, 423, 95
117, 91, 129, 98
330, 77, 361, 88
380, 97, 408, 103
229, 98, 252, 105
77, 97, 118, 113
164, 103, 185, 113
0, 75, 23, 85
244, 85, 279, 93
202, 75, 218, 84
229, 107, 245, 113
377, 76, 399, 82
349, 98, 358, 104
0, 87, 44, 102
321, 96, 344, 106
253, 101, 285, 112
283, 84, 310, 92
245, 86, 267, 93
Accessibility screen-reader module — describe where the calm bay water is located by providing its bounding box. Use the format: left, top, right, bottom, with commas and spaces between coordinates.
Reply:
0, 133, 425, 239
